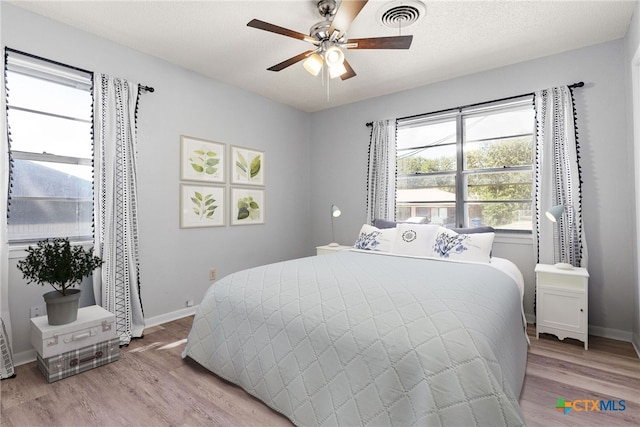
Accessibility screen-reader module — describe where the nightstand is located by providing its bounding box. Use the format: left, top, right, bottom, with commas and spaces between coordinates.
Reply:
316, 244, 352, 255
535, 264, 589, 349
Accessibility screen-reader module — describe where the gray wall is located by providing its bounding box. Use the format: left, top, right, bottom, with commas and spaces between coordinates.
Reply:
310, 40, 635, 339
625, 1, 640, 354
2, 3, 313, 358
3, 2, 638, 357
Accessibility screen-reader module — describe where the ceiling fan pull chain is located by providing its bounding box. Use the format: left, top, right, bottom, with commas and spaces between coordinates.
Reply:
326, 66, 331, 102
321, 62, 326, 87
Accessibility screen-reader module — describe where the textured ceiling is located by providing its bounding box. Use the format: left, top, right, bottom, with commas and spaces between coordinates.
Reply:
8, 0, 636, 112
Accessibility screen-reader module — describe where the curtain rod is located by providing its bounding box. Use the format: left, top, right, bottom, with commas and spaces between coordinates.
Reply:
366, 81, 584, 127
138, 85, 154, 93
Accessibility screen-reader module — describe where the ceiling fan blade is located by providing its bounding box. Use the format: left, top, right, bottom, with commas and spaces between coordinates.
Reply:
329, 0, 368, 38
340, 59, 357, 80
346, 35, 413, 49
267, 50, 314, 72
247, 19, 315, 43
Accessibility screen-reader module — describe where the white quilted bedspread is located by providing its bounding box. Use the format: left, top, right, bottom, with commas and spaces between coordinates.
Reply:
183, 251, 528, 426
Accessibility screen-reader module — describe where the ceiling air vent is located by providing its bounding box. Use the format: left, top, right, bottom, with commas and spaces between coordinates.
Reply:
377, 0, 425, 29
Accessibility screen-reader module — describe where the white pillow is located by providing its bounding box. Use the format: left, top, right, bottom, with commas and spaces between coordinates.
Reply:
432, 227, 495, 263
390, 223, 440, 257
354, 224, 396, 252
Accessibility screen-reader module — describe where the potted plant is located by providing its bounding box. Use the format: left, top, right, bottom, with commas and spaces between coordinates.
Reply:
17, 238, 103, 325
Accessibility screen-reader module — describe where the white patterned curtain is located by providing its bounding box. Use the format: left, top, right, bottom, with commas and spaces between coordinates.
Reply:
0, 160, 13, 378
366, 120, 396, 225
1, 151, 15, 378
533, 86, 587, 268
1, 56, 15, 379
93, 74, 145, 345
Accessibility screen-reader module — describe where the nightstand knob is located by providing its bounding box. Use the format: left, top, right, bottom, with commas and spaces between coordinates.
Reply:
580, 309, 584, 312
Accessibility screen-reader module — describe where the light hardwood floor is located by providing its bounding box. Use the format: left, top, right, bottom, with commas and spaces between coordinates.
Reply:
1, 318, 638, 426
520, 325, 639, 426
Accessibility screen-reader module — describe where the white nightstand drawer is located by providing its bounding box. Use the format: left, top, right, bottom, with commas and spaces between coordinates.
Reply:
537, 272, 586, 291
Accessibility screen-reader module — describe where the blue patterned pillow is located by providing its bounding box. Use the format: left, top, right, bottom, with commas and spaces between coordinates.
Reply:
433, 227, 495, 263
354, 224, 395, 251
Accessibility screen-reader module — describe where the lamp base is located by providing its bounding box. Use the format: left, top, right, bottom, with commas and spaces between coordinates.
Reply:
554, 262, 574, 270
328, 242, 339, 247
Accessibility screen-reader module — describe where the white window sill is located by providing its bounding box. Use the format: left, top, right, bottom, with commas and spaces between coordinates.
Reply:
494, 232, 533, 245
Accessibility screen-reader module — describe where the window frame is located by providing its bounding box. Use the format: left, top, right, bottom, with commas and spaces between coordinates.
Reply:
5, 48, 94, 245
396, 96, 535, 233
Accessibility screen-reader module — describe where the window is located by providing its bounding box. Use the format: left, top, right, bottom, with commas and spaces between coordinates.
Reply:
5, 50, 93, 244
396, 97, 535, 231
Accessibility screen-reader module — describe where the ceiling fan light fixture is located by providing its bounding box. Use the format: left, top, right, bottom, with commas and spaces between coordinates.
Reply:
303, 53, 323, 76
324, 45, 345, 66
328, 62, 347, 79
249, 0, 414, 83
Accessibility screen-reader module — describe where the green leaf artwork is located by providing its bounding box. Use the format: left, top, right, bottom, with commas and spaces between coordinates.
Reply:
191, 191, 217, 220
249, 155, 261, 178
237, 196, 260, 220
235, 150, 261, 181
236, 151, 247, 174
190, 149, 219, 176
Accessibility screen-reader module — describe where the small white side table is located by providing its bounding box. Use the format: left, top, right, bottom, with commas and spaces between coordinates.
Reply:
535, 264, 589, 349
316, 244, 352, 256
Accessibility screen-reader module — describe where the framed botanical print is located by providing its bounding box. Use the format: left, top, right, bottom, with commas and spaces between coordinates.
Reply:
180, 184, 225, 228
230, 145, 264, 186
230, 187, 265, 225
180, 135, 225, 183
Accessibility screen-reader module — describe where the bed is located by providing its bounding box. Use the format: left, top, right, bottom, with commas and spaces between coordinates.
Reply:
182, 249, 528, 426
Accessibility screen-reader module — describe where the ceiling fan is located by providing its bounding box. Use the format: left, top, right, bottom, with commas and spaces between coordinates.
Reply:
247, 0, 413, 80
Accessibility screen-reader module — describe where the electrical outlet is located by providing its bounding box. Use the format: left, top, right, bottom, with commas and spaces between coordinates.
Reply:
209, 269, 217, 281
186, 299, 194, 307
30, 305, 45, 318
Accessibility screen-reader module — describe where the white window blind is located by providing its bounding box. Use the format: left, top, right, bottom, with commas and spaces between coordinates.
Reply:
5, 49, 94, 244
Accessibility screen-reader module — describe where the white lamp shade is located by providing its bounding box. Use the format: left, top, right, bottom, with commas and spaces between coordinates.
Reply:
545, 205, 565, 222
324, 45, 344, 66
303, 53, 323, 76
329, 62, 347, 79
331, 204, 341, 218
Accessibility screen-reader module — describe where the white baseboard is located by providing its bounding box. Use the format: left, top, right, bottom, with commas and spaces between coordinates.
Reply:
631, 332, 640, 358
144, 305, 198, 328
588, 324, 633, 342
527, 314, 633, 343
13, 306, 199, 367
13, 349, 37, 367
